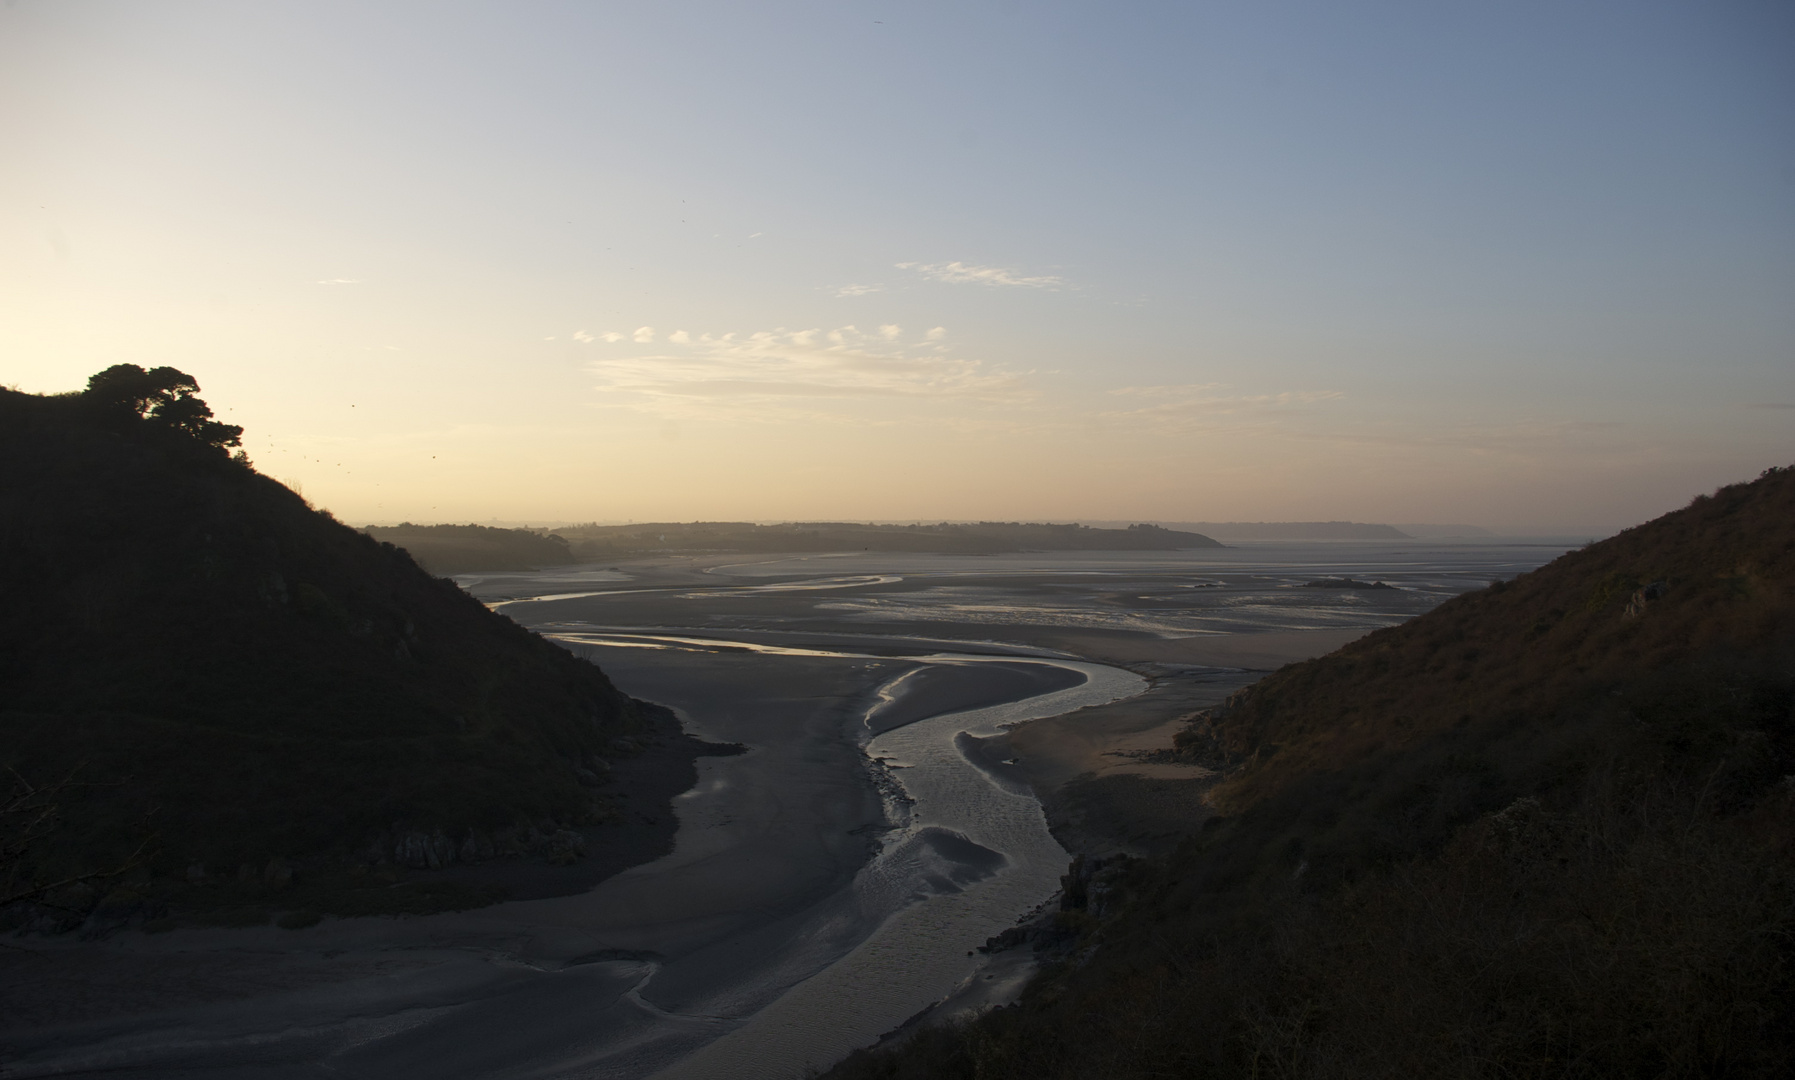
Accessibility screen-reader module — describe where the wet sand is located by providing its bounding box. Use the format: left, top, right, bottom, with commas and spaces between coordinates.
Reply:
0, 645, 1081, 1078
864, 661, 1085, 734
1036, 626, 1369, 672
7, 544, 1557, 1077
1005, 628, 1368, 856
1009, 628, 1360, 790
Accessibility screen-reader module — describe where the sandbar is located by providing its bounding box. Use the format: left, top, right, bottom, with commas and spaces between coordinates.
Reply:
1004, 628, 1371, 856
0, 639, 1093, 1078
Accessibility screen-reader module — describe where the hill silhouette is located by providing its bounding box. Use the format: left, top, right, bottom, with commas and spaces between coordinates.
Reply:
831, 464, 1795, 1079
1175, 520, 1411, 541
362, 522, 578, 574
0, 372, 712, 930
355, 520, 1224, 575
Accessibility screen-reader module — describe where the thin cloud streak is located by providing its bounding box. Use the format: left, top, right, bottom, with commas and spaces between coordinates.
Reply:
588, 325, 1029, 422
897, 261, 1065, 289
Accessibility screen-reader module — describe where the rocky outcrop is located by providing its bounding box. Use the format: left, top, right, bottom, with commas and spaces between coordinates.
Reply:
977, 854, 1134, 955
394, 830, 459, 870
1624, 579, 1668, 618
1167, 689, 1252, 771
1059, 853, 1127, 918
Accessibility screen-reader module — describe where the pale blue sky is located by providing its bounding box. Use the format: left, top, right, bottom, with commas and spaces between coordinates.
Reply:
4, 0, 1791, 528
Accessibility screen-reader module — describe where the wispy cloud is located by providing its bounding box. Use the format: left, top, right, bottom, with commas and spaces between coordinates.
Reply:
588, 325, 1026, 422
315, 278, 360, 285
833, 283, 884, 297
573, 330, 595, 343
897, 261, 1064, 289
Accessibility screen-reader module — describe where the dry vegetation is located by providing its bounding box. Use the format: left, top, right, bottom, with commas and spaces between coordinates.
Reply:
829, 465, 1795, 1079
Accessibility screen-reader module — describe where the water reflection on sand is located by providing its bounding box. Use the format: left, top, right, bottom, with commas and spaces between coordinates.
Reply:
486, 540, 1579, 644
476, 541, 1580, 1076
650, 654, 1142, 1080
1, 543, 1578, 1079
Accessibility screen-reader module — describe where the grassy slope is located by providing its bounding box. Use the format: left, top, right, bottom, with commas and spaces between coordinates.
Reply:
831, 466, 1795, 1079
1200, 468, 1795, 814
0, 389, 672, 919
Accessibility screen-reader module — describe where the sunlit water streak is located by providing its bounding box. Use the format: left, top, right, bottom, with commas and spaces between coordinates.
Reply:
485, 575, 906, 610
462, 543, 1574, 1077
635, 649, 1143, 1080
518, 629, 1140, 1076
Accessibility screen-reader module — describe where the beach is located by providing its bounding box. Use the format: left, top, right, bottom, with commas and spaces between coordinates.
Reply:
0, 640, 1128, 1078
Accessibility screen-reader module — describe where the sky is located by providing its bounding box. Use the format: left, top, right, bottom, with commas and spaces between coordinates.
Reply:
4, 0, 1791, 531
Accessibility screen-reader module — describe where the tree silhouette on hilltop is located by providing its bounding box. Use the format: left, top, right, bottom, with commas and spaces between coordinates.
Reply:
84, 363, 244, 452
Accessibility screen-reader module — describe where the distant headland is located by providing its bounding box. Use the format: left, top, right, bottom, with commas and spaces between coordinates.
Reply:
1080, 520, 1497, 540
363, 520, 1224, 575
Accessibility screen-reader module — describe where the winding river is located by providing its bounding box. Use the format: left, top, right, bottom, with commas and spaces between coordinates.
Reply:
664, 656, 1140, 1079
548, 633, 1143, 1079
7, 544, 1581, 1079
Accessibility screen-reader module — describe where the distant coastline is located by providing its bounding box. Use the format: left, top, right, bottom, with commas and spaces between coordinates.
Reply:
1082, 520, 1493, 540
364, 520, 1225, 575
360, 520, 1529, 576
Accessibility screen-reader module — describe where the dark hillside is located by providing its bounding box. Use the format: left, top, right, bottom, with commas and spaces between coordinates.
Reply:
0, 374, 702, 927
1197, 463, 1795, 813
361, 522, 575, 575
831, 465, 1795, 1079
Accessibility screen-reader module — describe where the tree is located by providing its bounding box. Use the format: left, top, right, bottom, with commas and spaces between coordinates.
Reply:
83, 364, 244, 451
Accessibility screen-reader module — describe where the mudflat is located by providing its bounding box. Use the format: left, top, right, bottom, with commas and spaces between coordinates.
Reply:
1005, 628, 1369, 855
7, 542, 1568, 1077
0, 640, 1088, 1079
1037, 626, 1369, 671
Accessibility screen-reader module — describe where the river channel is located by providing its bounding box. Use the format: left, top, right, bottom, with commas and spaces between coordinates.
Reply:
543, 632, 1142, 1080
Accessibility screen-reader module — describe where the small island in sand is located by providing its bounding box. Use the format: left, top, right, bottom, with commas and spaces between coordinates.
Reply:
1300, 575, 1396, 589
